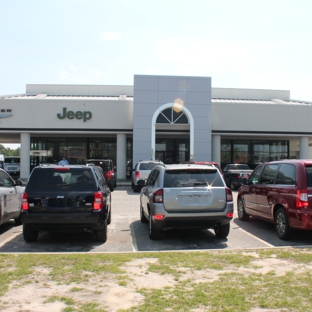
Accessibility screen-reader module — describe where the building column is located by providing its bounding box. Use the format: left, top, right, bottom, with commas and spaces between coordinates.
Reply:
20, 132, 30, 179
300, 136, 309, 159
212, 134, 221, 165
117, 134, 126, 180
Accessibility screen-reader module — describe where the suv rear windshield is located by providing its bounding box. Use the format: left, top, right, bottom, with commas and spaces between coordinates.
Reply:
164, 169, 224, 187
27, 168, 95, 191
139, 163, 160, 170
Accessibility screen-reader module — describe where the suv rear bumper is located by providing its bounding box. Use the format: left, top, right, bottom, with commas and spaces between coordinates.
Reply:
150, 203, 234, 230
22, 211, 105, 231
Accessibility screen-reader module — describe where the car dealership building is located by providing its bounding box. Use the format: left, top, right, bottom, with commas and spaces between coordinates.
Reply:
1, 74, 312, 180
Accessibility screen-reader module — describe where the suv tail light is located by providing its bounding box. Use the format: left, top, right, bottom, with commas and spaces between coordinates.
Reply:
296, 189, 309, 208
153, 189, 163, 203
135, 171, 140, 178
93, 192, 103, 210
22, 192, 29, 211
226, 188, 233, 202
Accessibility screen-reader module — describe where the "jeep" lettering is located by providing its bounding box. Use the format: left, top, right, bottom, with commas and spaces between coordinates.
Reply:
57, 107, 92, 122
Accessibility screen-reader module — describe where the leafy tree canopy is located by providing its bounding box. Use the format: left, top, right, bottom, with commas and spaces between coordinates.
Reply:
0, 144, 20, 156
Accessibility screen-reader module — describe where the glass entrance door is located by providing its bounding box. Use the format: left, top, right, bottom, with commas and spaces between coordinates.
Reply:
155, 138, 189, 164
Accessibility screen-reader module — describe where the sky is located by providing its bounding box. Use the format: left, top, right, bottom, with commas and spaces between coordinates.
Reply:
0, 0, 312, 149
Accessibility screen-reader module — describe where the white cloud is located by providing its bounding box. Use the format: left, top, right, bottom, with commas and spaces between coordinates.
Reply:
93, 69, 103, 77
100, 31, 122, 41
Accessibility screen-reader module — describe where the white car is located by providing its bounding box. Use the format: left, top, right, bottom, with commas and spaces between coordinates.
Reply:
131, 160, 164, 192
0, 168, 24, 226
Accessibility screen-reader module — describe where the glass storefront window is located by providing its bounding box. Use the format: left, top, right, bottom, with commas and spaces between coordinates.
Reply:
30, 137, 120, 171
221, 139, 289, 169
221, 140, 231, 165
233, 141, 250, 163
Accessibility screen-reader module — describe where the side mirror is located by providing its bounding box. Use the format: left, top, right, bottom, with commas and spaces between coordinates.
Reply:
137, 179, 146, 187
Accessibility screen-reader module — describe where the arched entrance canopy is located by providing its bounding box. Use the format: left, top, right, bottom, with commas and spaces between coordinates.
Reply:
151, 103, 194, 161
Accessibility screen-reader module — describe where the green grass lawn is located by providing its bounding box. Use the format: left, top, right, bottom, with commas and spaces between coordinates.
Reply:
1, 248, 312, 311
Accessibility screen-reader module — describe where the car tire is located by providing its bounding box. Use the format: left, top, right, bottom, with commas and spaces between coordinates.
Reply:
149, 214, 162, 240
214, 223, 230, 238
107, 207, 112, 225
109, 184, 114, 192
133, 185, 141, 193
96, 221, 108, 242
131, 182, 134, 189
14, 214, 23, 225
230, 179, 236, 190
275, 208, 292, 240
23, 225, 38, 242
237, 197, 250, 221
140, 201, 148, 223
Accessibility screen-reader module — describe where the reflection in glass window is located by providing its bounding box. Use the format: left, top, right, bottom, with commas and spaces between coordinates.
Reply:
276, 164, 296, 185
260, 164, 279, 184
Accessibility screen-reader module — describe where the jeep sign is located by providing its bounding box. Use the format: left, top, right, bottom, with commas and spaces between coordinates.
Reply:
57, 107, 92, 122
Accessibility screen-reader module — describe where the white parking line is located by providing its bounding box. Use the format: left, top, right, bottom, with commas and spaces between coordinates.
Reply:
238, 226, 274, 247
0, 232, 21, 248
129, 219, 138, 252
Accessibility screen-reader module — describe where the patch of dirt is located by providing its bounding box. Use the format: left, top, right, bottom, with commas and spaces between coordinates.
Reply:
0, 254, 309, 311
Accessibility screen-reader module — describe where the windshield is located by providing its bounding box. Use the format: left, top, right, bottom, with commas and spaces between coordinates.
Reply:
27, 168, 95, 191
4, 157, 20, 164
164, 169, 224, 187
139, 163, 161, 170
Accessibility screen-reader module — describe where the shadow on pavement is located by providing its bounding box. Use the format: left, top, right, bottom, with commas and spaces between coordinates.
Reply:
233, 217, 312, 247
131, 220, 229, 251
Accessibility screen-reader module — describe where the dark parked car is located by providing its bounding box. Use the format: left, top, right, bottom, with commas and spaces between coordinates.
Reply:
21, 164, 111, 242
237, 159, 312, 240
223, 163, 253, 190
138, 164, 233, 240
86, 159, 116, 191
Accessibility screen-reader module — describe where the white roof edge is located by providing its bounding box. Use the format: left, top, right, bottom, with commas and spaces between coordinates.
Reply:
211, 87, 290, 100
26, 84, 134, 97
0, 93, 26, 99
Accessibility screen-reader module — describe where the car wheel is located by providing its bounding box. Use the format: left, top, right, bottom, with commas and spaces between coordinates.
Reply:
107, 206, 112, 225
149, 214, 162, 240
23, 225, 38, 242
140, 201, 148, 223
14, 214, 23, 225
237, 197, 250, 221
133, 185, 141, 193
214, 223, 230, 238
275, 208, 292, 240
96, 221, 108, 242
230, 179, 236, 190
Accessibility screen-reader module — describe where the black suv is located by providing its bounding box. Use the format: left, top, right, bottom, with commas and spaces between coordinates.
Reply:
21, 164, 111, 242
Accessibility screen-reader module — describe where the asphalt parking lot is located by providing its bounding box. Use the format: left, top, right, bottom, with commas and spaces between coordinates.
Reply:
1, 186, 312, 253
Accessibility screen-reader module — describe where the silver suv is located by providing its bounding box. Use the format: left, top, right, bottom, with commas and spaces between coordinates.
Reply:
132, 160, 164, 192
138, 164, 233, 240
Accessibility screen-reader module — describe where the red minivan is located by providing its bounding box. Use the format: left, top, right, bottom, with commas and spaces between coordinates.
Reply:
237, 159, 312, 240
